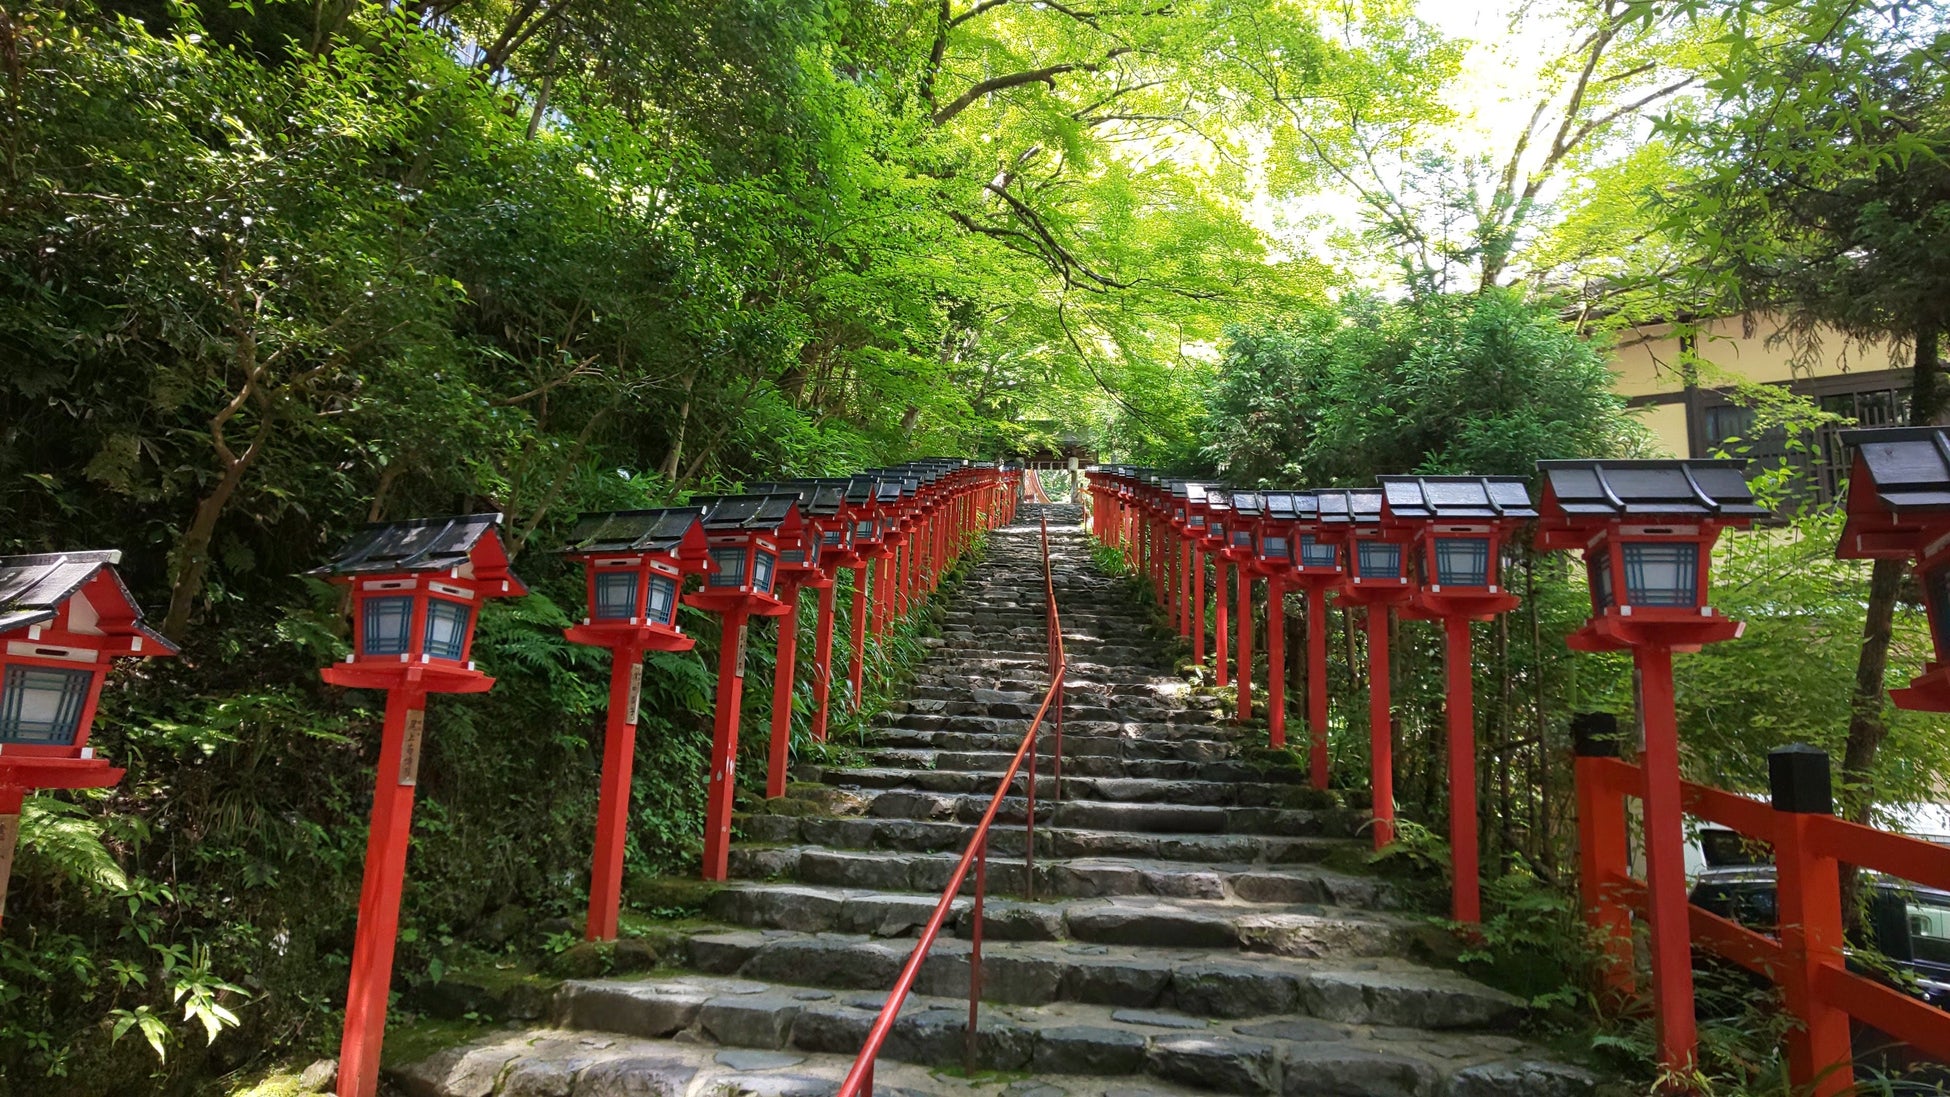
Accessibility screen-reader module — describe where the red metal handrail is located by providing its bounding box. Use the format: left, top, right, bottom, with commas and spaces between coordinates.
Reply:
1575, 750, 1950, 1094
835, 513, 1066, 1097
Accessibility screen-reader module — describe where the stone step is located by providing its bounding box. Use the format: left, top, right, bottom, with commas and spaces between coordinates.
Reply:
834, 756, 1317, 799
869, 716, 1235, 747
822, 789, 1361, 840
701, 883, 1408, 955
738, 813, 1357, 866
894, 691, 1208, 720
393, 1030, 1073, 1097
636, 934, 1526, 1030
884, 698, 1221, 726
914, 655, 1184, 680
728, 847, 1385, 906
474, 975, 1599, 1097
820, 750, 1297, 784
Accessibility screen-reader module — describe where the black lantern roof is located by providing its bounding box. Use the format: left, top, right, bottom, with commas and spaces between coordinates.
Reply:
1169, 481, 1191, 500
1379, 476, 1537, 521
1840, 427, 1950, 510
0, 550, 175, 649
1185, 483, 1209, 506
862, 470, 918, 499
1316, 488, 1384, 525
748, 480, 848, 518
1206, 489, 1234, 515
1537, 460, 1764, 519
1231, 491, 1265, 517
560, 507, 706, 556
845, 475, 883, 507
1263, 491, 1307, 521
696, 494, 800, 531
312, 513, 518, 578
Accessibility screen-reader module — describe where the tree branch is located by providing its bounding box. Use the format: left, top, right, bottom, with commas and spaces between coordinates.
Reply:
932, 48, 1132, 125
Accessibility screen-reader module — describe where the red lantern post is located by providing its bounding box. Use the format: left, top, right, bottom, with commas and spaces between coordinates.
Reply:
1379, 476, 1536, 925
1535, 459, 1762, 1078
1837, 426, 1950, 710
798, 481, 861, 744
1319, 489, 1415, 850
685, 494, 804, 882
313, 515, 527, 1097
1224, 491, 1267, 722
1086, 467, 1111, 542
0, 551, 175, 928
560, 508, 711, 941
1169, 481, 1196, 639
1283, 493, 1344, 789
1249, 492, 1307, 750
747, 480, 850, 796
1183, 483, 1213, 668
1204, 490, 1234, 688
842, 476, 894, 710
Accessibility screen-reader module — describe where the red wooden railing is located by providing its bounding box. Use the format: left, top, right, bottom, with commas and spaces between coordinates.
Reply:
1575, 733, 1950, 1094
834, 513, 1067, 1097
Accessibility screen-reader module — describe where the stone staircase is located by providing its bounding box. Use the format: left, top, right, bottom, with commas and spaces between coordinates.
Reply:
396, 504, 1598, 1097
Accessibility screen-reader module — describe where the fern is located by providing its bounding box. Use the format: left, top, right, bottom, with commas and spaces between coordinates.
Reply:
19, 796, 126, 893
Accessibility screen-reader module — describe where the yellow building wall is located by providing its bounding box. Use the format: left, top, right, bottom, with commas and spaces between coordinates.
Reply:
1631, 402, 1690, 458
1607, 313, 1902, 399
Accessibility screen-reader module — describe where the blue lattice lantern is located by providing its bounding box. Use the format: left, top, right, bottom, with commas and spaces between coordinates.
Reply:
314, 514, 527, 693
1535, 460, 1761, 653
562, 508, 710, 653
1378, 476, 1536, 619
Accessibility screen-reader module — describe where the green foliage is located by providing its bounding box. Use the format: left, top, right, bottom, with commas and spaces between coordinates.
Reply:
1204, 288, 1641, 484
1654, 0, 1950, 370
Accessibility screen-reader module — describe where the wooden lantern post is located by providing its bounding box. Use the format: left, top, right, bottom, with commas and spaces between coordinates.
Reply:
800, 482, 861, 744
747, 480, 848, 797
1168, 481, 1195, 639
1285, 493, 1345, 790
685, 494, 804, 882
1224, 491, 1268, 723
1378, 475, 1536, 925
1249, 492, 1307, 750
1318, 489, 1416, 850
1837, 426, 1950, 710
1086, 467, 1110, 540
1204, 489, 1235, 688
1183, 483, 1214, 669
1535, 458, 1762, 1078
561, 507, 711, 940
313, 515, 526, 1097
0, 551, 175, 929
842, 475, 893, 710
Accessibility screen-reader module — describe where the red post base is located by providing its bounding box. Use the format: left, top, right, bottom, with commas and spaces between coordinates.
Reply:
702, 609, 751, 882
1307, 586, 1330, 790
337, 688, 428, 1097
1444, 617, 1479, 925
811, 582, 837, 742
848, 567, 868, 710
586, 648, 643, 941
767, 587, 800, 799
0, 784, 23, 932
1367, 608, 1394, 850
1192, 549, 1207, 668
1266, 579, 1285, 749
1636, 644, 1699, 1075
1235, 569, 1254, 722
1215, 561, 1230, 687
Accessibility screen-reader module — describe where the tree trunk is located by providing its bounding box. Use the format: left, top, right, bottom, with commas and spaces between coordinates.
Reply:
162, 429, 267, 641
659, 371, 696, 480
